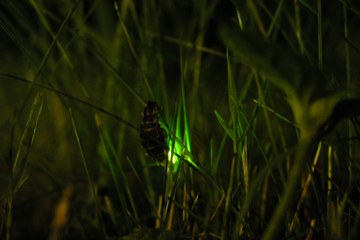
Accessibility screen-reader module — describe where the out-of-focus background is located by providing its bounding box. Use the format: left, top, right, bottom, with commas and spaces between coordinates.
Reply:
1, 0, 360, 239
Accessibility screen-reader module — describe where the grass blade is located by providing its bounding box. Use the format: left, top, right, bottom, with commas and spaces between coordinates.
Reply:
69, 109, 104, 234
7, 92, 43, 240
12, 92, 44, 191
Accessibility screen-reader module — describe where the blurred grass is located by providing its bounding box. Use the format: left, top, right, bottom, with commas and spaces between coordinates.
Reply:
1, 0, 360, 239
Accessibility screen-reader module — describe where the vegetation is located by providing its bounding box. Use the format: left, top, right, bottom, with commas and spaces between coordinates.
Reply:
1, 0, 360, 239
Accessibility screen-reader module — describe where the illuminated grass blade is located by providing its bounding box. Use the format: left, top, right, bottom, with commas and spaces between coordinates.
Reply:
163, 103, 222, 193
165, 100, 193, 171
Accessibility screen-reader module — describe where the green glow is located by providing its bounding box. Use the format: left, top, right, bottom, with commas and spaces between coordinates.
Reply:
162, 101, 196, 172
167, 129, 182, 170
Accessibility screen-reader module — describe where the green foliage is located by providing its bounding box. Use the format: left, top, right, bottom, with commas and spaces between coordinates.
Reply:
1, 0, 360, 239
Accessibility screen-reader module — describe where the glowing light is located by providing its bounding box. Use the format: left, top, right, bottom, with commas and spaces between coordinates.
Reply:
162, 102, 197, 172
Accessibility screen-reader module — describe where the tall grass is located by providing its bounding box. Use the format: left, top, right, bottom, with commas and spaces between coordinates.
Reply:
1, 0, 360, 239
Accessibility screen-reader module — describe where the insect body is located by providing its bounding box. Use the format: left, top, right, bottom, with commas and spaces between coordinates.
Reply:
140, 101, 167, 162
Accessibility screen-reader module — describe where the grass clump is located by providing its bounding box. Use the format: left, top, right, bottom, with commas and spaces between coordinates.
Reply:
1, 0, 360, 239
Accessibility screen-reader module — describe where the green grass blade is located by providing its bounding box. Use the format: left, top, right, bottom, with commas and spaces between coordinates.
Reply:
221, 49, 240, 239
7, 92, 43, 240
262, 134, 314, 240
96, 116, 139, 228
12, 92, 44, 191
29, 0, 73, 68
220, 24, 347, 138
214, 111, 234, 141
69, 109, 104, 234
0, 72, 139, 131
31, 0, 81, 84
